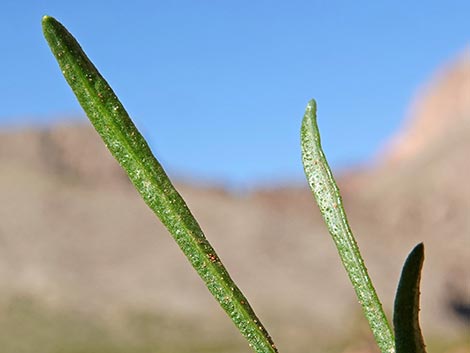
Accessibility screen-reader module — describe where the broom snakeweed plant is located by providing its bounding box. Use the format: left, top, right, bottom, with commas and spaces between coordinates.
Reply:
42, 15, 427, 353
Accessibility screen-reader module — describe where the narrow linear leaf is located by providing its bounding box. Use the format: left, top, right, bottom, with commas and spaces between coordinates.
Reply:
42, 15, 278, 353
300, 99, 395, 353
393, 243, 426, 353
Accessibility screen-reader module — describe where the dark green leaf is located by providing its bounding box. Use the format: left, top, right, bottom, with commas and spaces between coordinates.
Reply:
393, 243, 427, 353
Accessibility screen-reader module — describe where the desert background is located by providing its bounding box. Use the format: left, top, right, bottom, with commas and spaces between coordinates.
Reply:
0, 30, 469, 353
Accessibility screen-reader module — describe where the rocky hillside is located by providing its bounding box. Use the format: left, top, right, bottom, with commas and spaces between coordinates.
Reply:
0, 50, 469, 353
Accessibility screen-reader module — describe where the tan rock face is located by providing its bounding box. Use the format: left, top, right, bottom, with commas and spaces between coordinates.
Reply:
383, 47, 470, 165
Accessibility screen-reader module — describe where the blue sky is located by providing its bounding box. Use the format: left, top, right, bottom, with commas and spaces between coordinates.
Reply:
1, 1, 468, 188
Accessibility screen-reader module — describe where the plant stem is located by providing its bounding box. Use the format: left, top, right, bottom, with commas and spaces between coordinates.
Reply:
42, 15, 278, 353
300, 99, 395, 353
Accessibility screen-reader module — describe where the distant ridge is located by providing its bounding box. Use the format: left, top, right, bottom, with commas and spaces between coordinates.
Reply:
382, 47, 470, 165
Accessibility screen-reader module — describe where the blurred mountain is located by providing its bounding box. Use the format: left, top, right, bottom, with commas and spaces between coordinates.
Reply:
383, 47, 470, 165
0, 49, 469, 353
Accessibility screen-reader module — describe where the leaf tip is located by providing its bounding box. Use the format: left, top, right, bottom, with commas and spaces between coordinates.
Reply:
42, 15, 57, 38
42, 15, 54, 27
408, 243, 425, 266
301, 98, 319, 140
306, 98, 317, 114
415, 242, 424, 254
42, 15, 63, 37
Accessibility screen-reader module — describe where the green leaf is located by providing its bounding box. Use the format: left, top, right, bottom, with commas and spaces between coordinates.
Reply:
393, 243, 427, 353
300, 99, 395, 353
42, 15, 278, 353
